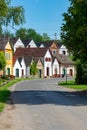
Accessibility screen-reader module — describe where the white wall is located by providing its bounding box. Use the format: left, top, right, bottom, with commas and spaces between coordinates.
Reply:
26, 40, 37, 48
59, 45, 68, 56
44, 50, 52, 77
13, 59, 22, 77
52, 59, 59, 75
14, 38, 24, 52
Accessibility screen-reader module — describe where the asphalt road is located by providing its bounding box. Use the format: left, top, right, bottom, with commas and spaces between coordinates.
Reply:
10, 78, 87, 130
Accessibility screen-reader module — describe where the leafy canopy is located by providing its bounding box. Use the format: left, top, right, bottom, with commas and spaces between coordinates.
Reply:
0, 51, 6, 70
61, 0, 87, 62
0, 0, 25, 29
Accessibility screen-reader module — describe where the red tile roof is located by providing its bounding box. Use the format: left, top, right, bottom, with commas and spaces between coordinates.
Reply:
13, 47, 49, 59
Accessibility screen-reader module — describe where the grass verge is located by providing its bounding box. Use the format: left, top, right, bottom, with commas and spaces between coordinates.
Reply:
58, 80, 87, 90
0, 78, 22, 112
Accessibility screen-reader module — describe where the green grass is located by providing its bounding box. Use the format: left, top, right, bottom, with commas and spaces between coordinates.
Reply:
0, 78, 22, 112
58, 80, 87, 90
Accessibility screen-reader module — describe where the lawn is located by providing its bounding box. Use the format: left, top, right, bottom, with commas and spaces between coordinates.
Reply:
0, 78, 22, 112
58, 80, 87, 90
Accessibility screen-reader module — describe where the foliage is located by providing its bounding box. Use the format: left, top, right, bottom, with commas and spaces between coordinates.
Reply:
42, 33, 51, 41
75, 61, 87, 84
0, 52, 6, 70
15, 27, 51, 43
30, 61, 38, 75
0, 0, 25, 30
61, 0, 87, 84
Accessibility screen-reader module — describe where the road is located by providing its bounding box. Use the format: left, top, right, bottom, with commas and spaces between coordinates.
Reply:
1, 78, 87, 130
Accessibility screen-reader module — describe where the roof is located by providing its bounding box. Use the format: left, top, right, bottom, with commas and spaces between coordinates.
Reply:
39, 40, 62, 48
10, 37, 19, 46
13, 47, 49, 59
53, 53, 74, 65
21, 39, 32, 47
0, 37, 9, 50
24, 57, 32, 67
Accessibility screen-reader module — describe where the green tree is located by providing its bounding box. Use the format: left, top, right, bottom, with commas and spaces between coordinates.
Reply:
0, 0, 25, 29
42, 33, 51, 41
30, 61, 38, 75
15, 28, 43, 43
0, 52, 6, 70
61, 0, 87, 84
15, 28, 27, 40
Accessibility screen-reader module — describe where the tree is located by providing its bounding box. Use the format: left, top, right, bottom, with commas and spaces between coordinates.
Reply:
61, 0, 87, 84
0, 52, 6, 70
30, 61, 38, 76
0, 0, 25, 30
16, 28, 43, 43
15, 28, 27, 40
42, 33, 51, 41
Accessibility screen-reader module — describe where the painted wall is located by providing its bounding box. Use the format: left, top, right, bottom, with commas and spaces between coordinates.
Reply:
52, 59, 59, 75
14, 38, 24, 52
26, 40, 37, 48
59, 45, 68, 56
44, 50, 52, 77
5, 41, 13, 75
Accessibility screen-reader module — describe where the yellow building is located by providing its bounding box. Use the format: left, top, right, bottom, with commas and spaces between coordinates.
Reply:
0, 37, 13, 75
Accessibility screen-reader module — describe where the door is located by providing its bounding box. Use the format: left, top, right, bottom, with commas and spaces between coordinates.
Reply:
70, 69, 73, 76
22, 69, 24, 77
7, 68, 10, 75
38, 69, 42, 78
47, 67, 49, 76
16, 69, 19, 77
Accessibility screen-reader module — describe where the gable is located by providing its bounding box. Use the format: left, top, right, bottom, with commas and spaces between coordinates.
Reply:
26, 40, 37, 48
50, 42, 58, 49
44, 50, 52, 58
14, 38, 24, 51
5, 41, 12, 50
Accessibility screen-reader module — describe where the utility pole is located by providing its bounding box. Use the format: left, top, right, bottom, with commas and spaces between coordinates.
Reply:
54, 33, 57, 40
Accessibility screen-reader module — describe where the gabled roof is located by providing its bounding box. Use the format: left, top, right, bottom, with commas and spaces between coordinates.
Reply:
13, 48, 49, 58
53, 53, 73, 65
21, 39, 32, 47
39, 40, 62, 48
10, 37, 19, 46
24, 57, 33, 67
0, 37, 10, 50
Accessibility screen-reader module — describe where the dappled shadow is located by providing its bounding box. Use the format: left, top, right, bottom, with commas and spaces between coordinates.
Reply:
9, 90, 87, 106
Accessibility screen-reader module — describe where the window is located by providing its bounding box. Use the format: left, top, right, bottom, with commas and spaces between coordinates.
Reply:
45, 57, 51, 62
52, 50, 56, 54
5, 53, 10, 60
62, 51, 66, 55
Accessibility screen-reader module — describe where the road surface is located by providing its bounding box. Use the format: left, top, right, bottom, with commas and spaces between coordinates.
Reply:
0, 78, 87, 130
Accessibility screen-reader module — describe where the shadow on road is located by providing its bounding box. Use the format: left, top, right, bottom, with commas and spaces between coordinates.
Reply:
9, 90, 87, 107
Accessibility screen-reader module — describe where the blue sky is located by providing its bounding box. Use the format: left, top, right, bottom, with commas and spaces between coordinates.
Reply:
10, 0, 70, 39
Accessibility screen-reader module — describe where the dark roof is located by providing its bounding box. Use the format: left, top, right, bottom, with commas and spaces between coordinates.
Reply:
24, 57, 32, 67
13, 48, 48, 59
18, 57, 22, 67
0, 37, 9, 50
10, 37, 19, 45
39, 40, 62, 48
21, 39, 32, 47
53, 53, 73, 65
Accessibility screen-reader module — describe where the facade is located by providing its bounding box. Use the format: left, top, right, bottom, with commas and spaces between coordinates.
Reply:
59, 45, 68, 56
11, 38, 24, 52
0, 37, 13, 75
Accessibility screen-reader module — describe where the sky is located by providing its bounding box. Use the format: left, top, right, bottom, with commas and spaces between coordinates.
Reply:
9, 0, 70, 39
